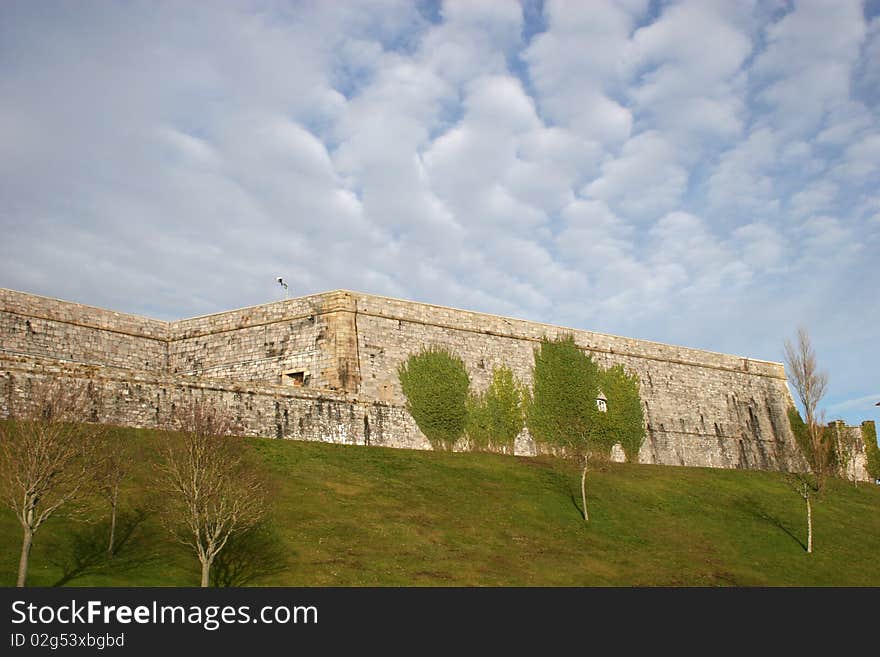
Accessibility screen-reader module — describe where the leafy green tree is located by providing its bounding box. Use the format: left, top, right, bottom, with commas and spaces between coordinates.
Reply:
465, 392, 492, 451
596, 365, 646, 462
526, 335, 600, 521
466, 366, 525, 453
862, 421, 880, 482
398, 346, 470, 450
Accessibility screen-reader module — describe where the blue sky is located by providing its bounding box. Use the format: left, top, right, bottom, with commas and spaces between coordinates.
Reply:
1, 0, 878, 425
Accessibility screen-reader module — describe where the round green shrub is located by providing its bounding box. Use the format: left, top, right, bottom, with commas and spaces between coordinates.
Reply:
398, 346, 470, 449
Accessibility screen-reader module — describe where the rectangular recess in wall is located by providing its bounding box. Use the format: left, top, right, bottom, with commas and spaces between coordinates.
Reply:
282, 369, 310, 387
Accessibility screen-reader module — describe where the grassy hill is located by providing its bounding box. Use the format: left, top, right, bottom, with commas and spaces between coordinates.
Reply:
2, 428, 879, 586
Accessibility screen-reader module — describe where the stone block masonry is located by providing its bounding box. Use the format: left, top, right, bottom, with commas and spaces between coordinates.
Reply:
353, 293, 805, 472
0, 288, 168, 372
0, 354, 424, 451
168, 290, 360, 393
0, 287, 870, 480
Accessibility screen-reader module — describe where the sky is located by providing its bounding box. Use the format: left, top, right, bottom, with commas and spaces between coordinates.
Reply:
0, 0, 878, 425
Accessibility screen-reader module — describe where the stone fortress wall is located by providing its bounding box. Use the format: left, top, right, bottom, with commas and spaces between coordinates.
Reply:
0, 287, 872, 480
0, 288, 168, 372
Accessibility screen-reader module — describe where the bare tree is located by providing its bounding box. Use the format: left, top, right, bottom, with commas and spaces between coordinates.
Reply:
0, 380, 96, 586
784, 328, 828, 422
783, 328, 831, 554
97, 434, 129, 557
156, 401, 267, 587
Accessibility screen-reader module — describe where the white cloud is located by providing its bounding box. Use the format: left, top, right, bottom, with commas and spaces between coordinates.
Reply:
798, 215, 857, 254
421, 0, 523, 86
584, 131, 689, 219
423, 74, 551, 229
627, 0, 753, 144
158, 127, 222, 168
751, 0, 866, 136
732, 222, 787, 270
523, 0, 647, 146
816, 101, 873, 145
650, 211, 732, 276
789, 180, 838, 218
707, 127, 781, 219
557, 201, 639, 287
827, 393, 880, 415
833, 133, 880, 180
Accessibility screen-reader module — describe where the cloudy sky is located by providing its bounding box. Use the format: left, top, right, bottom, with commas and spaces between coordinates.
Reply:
1, 0, 878, 424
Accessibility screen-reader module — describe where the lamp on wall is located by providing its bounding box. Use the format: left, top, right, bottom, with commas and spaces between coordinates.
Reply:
276, 277, 289, 300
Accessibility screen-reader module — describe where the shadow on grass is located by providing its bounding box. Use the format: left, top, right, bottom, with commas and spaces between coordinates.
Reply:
540, 464, 587, 520
568, 491, 584, 518
736, 495, 806, 552
48, 508, 159, 586
211, 521, 292, 587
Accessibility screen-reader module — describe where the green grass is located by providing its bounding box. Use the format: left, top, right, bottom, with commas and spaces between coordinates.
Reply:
2, 428, 879, 586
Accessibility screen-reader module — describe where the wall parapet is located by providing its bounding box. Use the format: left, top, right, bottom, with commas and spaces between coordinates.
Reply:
169, 290, 357, 340
2, 287, 786, 379
349, 291, 786, 380
0, 288, 168, 341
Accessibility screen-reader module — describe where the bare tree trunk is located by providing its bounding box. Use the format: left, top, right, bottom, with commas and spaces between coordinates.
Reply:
17, 528, 33, 587
200, 558, 211, 588
805, 486, 812, 554
107, 492, 118, 558
581, 454, 589, 523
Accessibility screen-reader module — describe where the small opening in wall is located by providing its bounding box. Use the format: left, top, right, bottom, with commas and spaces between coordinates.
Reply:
282, 370, 310, 387
596, 392, 607, 413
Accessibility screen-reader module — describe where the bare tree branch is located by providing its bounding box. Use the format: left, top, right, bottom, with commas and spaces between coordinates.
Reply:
784, 327, 829, 429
